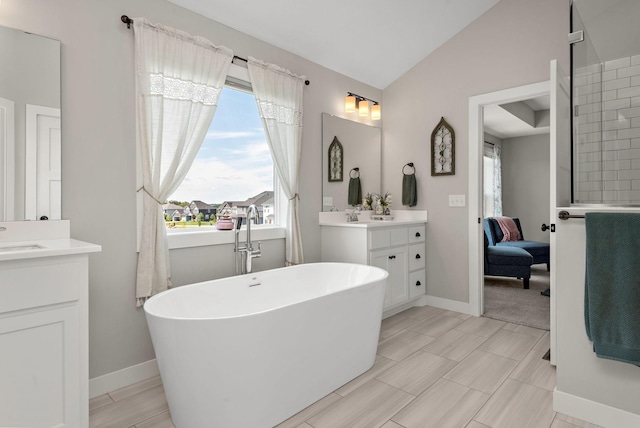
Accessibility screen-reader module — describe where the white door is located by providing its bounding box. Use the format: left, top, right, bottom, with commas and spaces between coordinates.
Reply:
25, 105, 61, 220
549, 60, 571, 366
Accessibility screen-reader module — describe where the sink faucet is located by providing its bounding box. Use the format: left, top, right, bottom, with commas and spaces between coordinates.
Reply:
234, 204, 262, 274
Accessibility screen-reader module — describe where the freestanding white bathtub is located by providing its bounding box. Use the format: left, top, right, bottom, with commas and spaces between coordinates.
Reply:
144, 262, 388, 428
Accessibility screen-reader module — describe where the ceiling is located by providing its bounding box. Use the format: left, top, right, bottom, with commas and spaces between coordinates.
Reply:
165, 0, 500, 89
483, 95, 551, 139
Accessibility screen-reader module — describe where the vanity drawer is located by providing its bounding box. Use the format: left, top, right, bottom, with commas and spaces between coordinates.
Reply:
369, 227, 408, 250
409, 225, 425, 243
409, 243, 426, 271
0, 257, 81, 314
409, 269, 426, 299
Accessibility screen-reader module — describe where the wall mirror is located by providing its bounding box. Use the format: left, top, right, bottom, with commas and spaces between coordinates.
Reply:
321, 113, 381, 211
0, 25, 61, 221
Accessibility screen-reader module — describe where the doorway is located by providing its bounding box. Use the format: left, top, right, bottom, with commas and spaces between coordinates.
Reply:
468, 81, 551, 318
481, 98, 551, 330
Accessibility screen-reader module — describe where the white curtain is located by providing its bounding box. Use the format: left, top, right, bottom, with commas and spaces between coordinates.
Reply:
247, 57, 305, 266
492, 144, 503, 217
133, 18, 233, 306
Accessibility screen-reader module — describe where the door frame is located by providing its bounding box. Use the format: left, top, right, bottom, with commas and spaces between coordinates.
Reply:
467, 80, 550, 317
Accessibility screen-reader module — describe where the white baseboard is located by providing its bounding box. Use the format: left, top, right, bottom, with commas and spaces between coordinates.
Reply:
89, 359, 159, 398
424, 295, 470, 314
554, 389, 640, 428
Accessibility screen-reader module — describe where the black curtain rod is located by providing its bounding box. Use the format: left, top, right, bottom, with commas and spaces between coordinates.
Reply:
121, 15, 310, 86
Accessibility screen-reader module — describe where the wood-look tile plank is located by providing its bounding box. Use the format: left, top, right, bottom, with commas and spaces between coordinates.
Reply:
307, 379, 415, 428
377, 329, 435, 362
466, 421, 491, 428
335, 355, 396, 396
554, 413, 604, 428
455, 316, 506, 337
90, 394, 115, 413
421, 329, 488, 362
474, 379, 554, 428
408, 313, 465, 338
377, 350, 458, 395
551, 420, 585, 428
478, 328, 539, 361
108, 375, 163, 402
380, 314, 422, 339
401, 305, 445, 320
134, 410, 175, 428
90, 384, 168, 428
534, 331, 551, 352
502, 322, 546, 339
443, 350, 519, 394
510, 348, 556, 391
381, 421, 405, 428
275, 393, 342, 428
392, 378, 489, 428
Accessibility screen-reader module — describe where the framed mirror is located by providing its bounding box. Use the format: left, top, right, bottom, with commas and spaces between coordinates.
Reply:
0, 25, 61, 221
322, 113, 381, 211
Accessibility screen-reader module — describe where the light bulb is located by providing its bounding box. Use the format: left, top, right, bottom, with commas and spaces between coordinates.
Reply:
359, 100, 369, 117
345, 95, 356, 112
371, 104, 381, 120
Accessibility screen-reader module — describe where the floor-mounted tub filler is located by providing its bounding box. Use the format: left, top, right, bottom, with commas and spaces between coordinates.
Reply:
144, 262, 388, 428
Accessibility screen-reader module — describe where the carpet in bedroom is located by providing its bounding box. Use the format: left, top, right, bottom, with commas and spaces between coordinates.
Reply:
483, 264, 550, 331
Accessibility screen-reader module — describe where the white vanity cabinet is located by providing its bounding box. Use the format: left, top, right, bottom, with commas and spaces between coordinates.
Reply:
0, 223, 100, 428
320, 220, 426, 313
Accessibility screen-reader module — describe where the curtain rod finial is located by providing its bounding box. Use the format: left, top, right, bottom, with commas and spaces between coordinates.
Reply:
121, 15, 133, 29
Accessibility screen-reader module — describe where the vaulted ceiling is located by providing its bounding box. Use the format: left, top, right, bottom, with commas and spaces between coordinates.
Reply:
165, 0, 501, 89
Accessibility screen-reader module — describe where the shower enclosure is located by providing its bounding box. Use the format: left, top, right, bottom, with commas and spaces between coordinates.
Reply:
572, 0, 640, 204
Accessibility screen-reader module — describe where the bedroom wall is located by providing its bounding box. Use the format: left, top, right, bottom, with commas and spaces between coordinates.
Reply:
382, 0, 569, 304
0, 0, 382, 379
501, 133, 551, 243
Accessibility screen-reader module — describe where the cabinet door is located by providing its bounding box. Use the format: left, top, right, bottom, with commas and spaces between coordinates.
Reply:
0, 305, 79, 428
370, 249, 392, 308
387, 248, 409, 308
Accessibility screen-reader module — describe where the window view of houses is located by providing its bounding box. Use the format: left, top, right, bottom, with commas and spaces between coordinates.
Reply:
162, 190, 274, 228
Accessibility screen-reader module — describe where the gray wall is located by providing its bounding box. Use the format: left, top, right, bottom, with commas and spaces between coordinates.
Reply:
382, 0, 569, 303
501, 134, 551, 244
0, 0, 381, 378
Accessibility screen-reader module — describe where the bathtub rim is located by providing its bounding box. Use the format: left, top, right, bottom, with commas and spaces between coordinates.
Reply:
143, 262, 388, 321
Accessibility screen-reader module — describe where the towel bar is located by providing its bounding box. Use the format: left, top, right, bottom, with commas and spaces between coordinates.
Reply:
558, 210, 585, 220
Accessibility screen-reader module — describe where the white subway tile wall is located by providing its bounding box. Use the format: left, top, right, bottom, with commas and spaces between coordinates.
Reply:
574, 54, 640, 203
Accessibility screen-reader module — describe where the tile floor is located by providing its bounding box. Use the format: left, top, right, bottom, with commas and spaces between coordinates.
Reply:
89, 305, 603, 428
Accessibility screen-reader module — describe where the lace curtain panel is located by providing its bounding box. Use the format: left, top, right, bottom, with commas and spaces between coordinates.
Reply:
133, 18, 233, 306
247, 57, 305, 266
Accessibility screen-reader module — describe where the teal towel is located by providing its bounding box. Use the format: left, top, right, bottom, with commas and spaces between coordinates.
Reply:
402, 173, 417, 207
585, 212, 640, 365
348, 177, 361, 206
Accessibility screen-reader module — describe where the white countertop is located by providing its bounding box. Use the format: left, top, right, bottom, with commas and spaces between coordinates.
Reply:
0, 238, 102, 262
319, 210, 427, 228
0, 220, 101, 261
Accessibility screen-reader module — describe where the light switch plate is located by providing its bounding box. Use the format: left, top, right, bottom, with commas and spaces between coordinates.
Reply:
449, 195, 466, 207
323, 196, 333, 206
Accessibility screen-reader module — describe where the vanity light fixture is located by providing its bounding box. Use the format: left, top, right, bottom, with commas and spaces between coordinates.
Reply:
344, 92, 381, 120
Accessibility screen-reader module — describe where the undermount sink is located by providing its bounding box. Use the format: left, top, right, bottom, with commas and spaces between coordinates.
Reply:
0, 244, 45, 252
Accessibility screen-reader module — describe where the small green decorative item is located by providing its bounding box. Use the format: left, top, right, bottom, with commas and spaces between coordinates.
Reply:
431, 117, 455, 176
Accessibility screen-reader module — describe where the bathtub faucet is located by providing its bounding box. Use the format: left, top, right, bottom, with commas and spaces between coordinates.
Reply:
235, 204, 262, 274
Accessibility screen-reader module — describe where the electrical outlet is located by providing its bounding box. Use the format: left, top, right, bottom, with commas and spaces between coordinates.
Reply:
323, 196, 333, 206
449, 195, 466, 207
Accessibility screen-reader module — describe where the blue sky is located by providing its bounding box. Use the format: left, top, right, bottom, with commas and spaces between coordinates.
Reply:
169, 87, 274, 204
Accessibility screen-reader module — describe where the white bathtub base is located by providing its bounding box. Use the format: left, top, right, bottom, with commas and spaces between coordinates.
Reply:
145, 263, 387, 428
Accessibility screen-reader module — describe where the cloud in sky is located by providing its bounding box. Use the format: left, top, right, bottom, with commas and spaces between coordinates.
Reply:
169, 86, 274, 205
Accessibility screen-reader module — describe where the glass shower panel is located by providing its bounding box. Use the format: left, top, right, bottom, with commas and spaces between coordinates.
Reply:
572, 0, 640, 205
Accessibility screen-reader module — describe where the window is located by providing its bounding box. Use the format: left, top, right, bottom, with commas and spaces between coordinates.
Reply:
165, 82, 275, 230
483, 154, 496, 218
